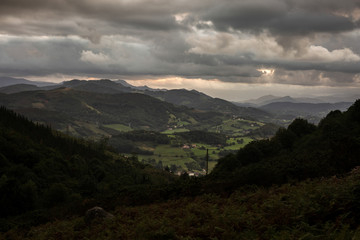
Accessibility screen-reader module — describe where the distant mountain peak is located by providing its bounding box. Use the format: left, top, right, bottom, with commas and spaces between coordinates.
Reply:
0, 76, 56, 88
116, 79, 133, 87
116, 79, 166, 91
240, 94, 328, 106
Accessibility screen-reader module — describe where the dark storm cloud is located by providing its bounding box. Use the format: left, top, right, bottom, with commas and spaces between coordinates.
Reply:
199, 0, 358, 35
270, 12, 355, 35
0, 36, 90, 76
199, 0, 288, 31
1, 0, 358, 38
0, 0, 182, 41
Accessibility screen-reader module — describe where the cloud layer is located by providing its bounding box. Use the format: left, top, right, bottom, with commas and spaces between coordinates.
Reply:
0, 0, 360, 87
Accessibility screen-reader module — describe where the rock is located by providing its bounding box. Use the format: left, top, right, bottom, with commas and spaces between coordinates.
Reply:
84, 206, 114, 225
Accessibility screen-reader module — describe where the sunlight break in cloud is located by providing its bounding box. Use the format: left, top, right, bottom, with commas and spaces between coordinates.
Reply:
80, 50, 111, 65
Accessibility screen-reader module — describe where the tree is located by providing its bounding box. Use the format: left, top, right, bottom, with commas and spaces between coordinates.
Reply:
287, 118, 316, 138
43, 183, 69, 208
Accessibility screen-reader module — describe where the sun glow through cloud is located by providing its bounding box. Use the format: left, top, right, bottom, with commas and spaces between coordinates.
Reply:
258, 68, 275, 76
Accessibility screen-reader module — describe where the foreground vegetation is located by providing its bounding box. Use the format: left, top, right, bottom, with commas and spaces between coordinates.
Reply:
4, 168, 360, 239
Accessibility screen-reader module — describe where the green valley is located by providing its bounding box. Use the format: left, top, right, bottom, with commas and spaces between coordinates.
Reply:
0, 81, 277, 173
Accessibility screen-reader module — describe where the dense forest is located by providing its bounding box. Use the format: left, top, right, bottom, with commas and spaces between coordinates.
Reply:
0, 107, 175, 231
1, 100, 360, 239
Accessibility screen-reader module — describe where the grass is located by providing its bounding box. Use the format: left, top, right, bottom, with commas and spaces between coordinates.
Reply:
139, 145, 194, 170
103, 124, 132, 132
106, 118, 262, 173
138, 143, 225, 173
224, 137, 253, 150
133, 135, 255, 173
191, 144, 220, 158
208, 161, 217, 171
161, 128, 189, 134
209, 119, 264, 136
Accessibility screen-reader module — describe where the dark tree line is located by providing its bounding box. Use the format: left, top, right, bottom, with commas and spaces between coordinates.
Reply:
175, 130, 227, 145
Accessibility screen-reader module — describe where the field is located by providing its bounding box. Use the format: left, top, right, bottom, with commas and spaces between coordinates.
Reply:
107, 116, 271, 174
224, 137, 253, 150
209, 118, 264, 136
161, 128, 190, 134
137, 136, 254, 174
104, 123, 132, 132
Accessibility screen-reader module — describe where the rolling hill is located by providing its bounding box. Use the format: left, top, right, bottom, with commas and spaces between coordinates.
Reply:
0, 76, 56, 88
0, 78, 271, 122
144, 89, 271, 120
259, 101, 352, 123
238, 95, 326, 106
0, 84, 44, 94
61, 79, 133, 94
0, 88, 226, 137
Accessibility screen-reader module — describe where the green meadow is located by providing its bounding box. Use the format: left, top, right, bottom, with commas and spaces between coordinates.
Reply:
104, 123, 132, 132
137, 136, 254, 173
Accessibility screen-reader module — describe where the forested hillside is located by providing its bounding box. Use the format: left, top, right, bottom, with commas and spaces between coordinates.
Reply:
211, 99, 360, 188
145, 88, 270, 120
0, 88, 225, 136
0, 107, 175, 231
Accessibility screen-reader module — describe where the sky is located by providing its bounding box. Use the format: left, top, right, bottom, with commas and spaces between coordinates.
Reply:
0, 0, 360, 101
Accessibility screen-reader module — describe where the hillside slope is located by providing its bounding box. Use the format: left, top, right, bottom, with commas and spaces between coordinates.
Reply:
211, 99, 360, 188
0, 88, 225, 136
145, 89, 271, 120
0, 76, 56, 88
259, 101, 352, 122
0, 107, 175, 230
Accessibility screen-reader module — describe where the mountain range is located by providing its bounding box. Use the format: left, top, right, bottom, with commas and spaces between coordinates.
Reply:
0, 78, 271, 134
0, 87, 231, 137
0, 76, 357, 129
0, 76, 56, 88
234, 94, 354, 123
236, 95, 326, 106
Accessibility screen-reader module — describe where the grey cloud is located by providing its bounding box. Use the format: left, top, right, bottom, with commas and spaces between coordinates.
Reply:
0, 36, 93, 76
0, 0, 183, 42
294, 0, 360, 13
198, 0, 358, 35
199, 0, 288, 32
194, 0, 359, 53
269, 12, 355, 35
272, 69, 360, 87
0, 0, 359, 88
1, 0, 359, 37
0, 34, 358, 86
